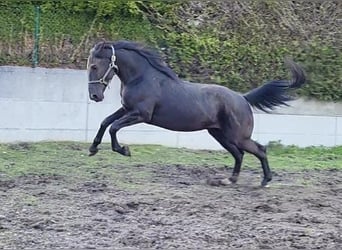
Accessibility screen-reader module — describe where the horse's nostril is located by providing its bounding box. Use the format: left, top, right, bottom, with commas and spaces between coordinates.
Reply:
90, 94, 103, 102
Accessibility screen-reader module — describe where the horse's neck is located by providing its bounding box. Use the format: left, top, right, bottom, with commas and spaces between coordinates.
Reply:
121, 74, 144, 86
116, 50, 145, 83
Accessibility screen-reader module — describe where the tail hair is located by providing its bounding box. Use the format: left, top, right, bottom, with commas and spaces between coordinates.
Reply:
243, 59, 306, 113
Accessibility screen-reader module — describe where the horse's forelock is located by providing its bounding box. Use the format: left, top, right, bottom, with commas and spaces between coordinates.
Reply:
92, 41, 115, 58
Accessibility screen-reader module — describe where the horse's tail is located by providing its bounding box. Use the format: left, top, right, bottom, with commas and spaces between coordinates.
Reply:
243, 59, 306, 112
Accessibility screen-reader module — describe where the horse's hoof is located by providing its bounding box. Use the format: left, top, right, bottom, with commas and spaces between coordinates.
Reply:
120, 145, 131, 157
261, 178, 272, 187
229, 176, 238, 184
89, 147, 98, 156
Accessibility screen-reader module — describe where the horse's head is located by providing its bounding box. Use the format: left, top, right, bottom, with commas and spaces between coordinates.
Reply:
87, 42, 118, 102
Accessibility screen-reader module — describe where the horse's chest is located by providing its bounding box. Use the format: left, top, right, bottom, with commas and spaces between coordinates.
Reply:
120, 87, 142, 110
121, 92, 133, 110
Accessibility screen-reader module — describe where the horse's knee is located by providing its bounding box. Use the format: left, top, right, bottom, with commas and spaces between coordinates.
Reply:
109, 124, 118, 135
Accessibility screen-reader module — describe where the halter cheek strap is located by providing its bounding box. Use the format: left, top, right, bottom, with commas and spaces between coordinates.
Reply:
88, 45, 119, 86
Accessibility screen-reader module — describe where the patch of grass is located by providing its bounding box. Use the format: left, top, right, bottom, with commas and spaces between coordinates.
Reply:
266, 142, 342, 170
0, 142, 341, 180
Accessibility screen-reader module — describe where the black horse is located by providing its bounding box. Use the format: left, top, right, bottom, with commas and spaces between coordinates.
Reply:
87, 40, 306, 186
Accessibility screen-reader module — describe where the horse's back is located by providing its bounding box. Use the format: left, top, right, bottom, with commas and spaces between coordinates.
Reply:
199, 83, 251, 114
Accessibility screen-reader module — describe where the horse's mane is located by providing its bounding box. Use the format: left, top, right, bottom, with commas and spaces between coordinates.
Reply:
94, 40, 180, 82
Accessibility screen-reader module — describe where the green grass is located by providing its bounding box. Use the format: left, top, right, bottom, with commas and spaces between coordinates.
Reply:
0, 141, 341, 180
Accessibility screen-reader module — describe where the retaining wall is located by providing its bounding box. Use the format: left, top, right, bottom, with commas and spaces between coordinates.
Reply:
1, 66, 341, 149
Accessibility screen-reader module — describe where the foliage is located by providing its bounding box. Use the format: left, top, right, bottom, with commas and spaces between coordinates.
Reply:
152, 0, 342, 100
0, 0, 341, 101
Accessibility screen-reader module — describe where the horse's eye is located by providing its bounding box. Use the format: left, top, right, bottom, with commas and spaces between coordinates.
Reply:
91, 64, 97, 70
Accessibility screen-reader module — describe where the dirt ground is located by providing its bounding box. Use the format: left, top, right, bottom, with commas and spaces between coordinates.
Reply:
0, 164, 341, 249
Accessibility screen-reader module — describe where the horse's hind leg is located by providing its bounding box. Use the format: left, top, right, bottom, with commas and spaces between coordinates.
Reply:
239, 139, 272, 186
208, 129, 244, 184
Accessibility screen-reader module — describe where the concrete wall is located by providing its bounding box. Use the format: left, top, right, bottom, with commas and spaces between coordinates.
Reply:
1, 66, 341, 149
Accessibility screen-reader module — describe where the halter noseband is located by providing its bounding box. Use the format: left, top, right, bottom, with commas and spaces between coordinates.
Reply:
88, 45, 119, 86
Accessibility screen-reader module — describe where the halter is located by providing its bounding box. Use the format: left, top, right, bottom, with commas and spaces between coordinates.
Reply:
88, 45, 119, 86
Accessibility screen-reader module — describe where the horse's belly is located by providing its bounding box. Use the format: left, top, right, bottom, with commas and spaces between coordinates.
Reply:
149, 109, 217, 132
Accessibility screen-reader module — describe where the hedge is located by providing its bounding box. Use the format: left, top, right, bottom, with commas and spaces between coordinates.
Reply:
0, 0, 341, 101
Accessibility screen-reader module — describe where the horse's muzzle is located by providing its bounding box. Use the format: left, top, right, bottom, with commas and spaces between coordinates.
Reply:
88, 84, 105, 102
89, 93, 104, 102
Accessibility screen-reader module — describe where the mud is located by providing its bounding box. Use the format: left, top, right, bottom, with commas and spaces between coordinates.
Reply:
0, 165, 341, 249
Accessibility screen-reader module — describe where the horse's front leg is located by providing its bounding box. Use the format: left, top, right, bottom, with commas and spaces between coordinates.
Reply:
89, 107, 126, 156
109, 110, 144, 156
